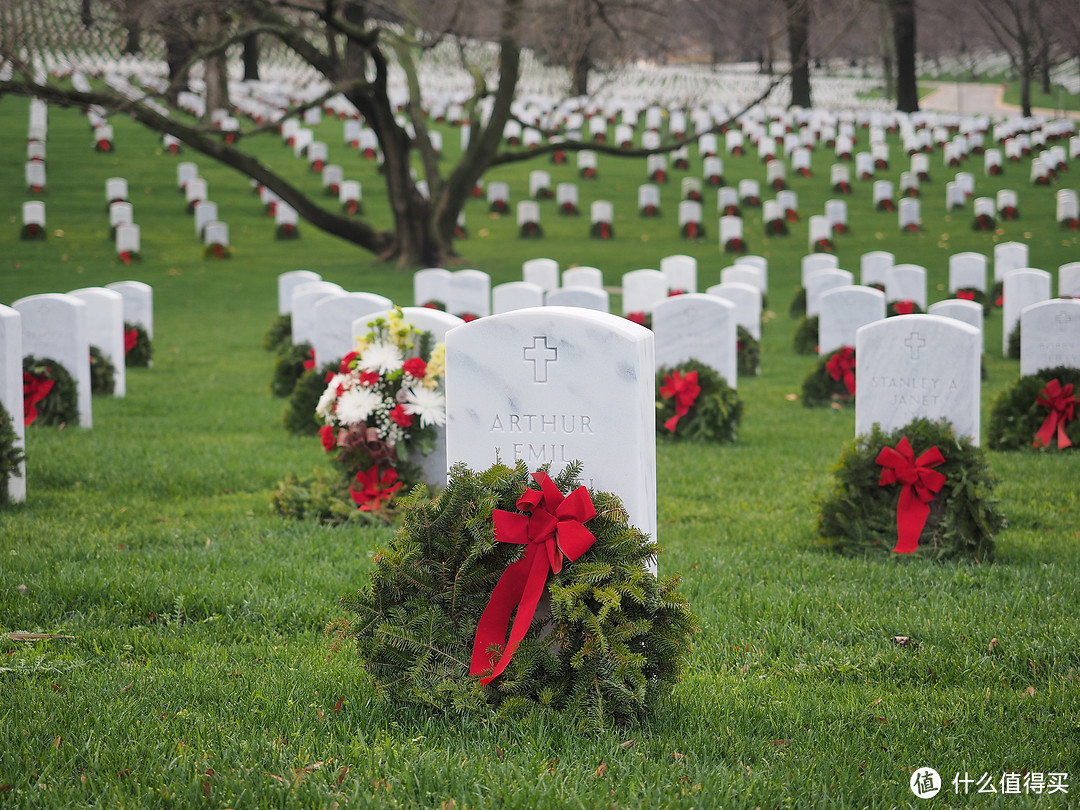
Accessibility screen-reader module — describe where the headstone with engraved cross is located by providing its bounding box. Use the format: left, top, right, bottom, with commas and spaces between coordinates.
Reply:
444, 308, 657, 569
1020, 298, 1080, 375
855, 314, 982, 443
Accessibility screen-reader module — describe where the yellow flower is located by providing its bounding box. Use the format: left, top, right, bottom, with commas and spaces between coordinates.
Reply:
424, 343, 446, 389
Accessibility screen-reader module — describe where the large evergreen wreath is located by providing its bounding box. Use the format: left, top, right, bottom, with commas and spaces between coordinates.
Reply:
789, 286, 807, 318
792, 315, 819, 355
89, 346, 116, 396
283, 362, 338, 435
22, 356, 79, 428
0, 401, 25, 505
802, 346, 855, 407
271, 341, 314, 398
331, 461, 697, 732
262, 313, 292, 352
656, 360, 742, 443
987, 366, 1080, 451
816, 419, 1003, 561
123, 323, 152, 367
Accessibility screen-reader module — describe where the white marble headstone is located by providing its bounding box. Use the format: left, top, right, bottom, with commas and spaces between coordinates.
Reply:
948, 252, 988, 292
313, 292, 394, 365
707, 281, 762, 340
106, 280, 154, 340
277, 270, 322, 315
68, 287, 126, 397
1060, 262, 1080, 298
562, 267, 603, 289
116, 224, 140, 255
448, 270, 491, 318
621, 269, 667, 315
0, 305, 25, 501
110, 202, 133, 230
493, 282, 544, 314
860, 251, 894, 288
818, 285, 886, 355
195, 201, 219, 238
13, 294, 92, 428
523, 258, 559, 292
177, 162, 198, 189
719, 265, 765, 295
994, 242, 1028, 283
445, 308, 656, 567
886, 264, 927, 310
290, 282, 345, 346
1019, 298, 1079, 375
652, 294, 737, 387
898, 198, 921, 229
22, 201, 45, 227
1003, 269, 1051, 356
806, 269, 854, 317
203, 222, 228, 247
801, 254, 839, 287
856, 314, 981, 444
928, 299, 984, 350
106, 177, 128, 203
545, 286, 609, 312
413, 267, 452, 308
660, 255, 698, 294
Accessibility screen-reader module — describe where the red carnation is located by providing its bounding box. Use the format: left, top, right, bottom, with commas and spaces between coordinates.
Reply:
339, 351, 359, 373
319, 424, 336, 452
303, 348, 316, 372
359, 370, 379, 386
402, 357, 427, 378
389, 403, 413, 428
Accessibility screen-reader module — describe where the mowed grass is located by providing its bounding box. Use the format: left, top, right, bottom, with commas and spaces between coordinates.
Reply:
1, 93, 1079, 809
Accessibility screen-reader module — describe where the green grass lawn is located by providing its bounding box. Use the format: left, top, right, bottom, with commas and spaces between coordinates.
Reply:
1, 94, 1079, 809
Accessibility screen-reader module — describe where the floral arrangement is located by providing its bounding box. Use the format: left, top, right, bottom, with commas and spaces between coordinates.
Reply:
987, 367, 1080, 451
315, 308, 447, 503
656, 360, 742, 443
0, 400, 24, 505
802, 345, 855, 407
123, 323, 153, 367
817, 419, 1003, 561
22, 356, 78, 428
330, 461, 697, 732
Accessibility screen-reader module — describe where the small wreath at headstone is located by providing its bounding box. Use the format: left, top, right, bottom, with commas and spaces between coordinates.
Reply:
789, 286, 807, 319
0, 400, 25, 505
22, 356, 79, 428
283, 361, 338, 435
655, 360, 742, 443
271, 341, 314, 398
275, 222, 300, 240
801, 346, 855, 407
887, 300, 924, 317
262, 314, 292, 352
123, 323, 152, 367
421, 300, 446, 312
20, 222, 46, 240
329, 460, 697, 732
953, 288, 990, 316
987, 366, 1080, 451
816, 419, 1003, 561
1006, 323, 1022, 359
990, 280, 1004, 309
737, 326, 761, 377
791, 315, 819, 355
89, 346, 116, 396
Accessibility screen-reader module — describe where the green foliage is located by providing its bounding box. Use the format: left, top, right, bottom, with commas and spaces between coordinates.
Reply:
22, 356, 79, 428
801, 347, 855, 408
262, 313, 292, 352
737, 325, 760, 377
1007, 322, 1021, 359
88, 345, 116, 396
791, 315, 818, 355
282, 362, 337, 435
0, 400, 24, 505
788, 286, 807, 318
817, 419, 1004, 561
987, 366, 1080, 451
271, 468, 385, 524
123, 322, 152, 367
335, 461, 697, 732
270, 340, 313, 398
656, 360, 742, 443
886, 300, 925, 317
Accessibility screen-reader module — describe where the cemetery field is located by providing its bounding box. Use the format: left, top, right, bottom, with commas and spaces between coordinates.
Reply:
2, 95, 1080, 809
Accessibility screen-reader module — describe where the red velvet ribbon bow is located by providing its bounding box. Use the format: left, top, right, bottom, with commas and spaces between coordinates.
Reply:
957, 289, 976, 301
876, 437, 946, 553
124, 328, 138, 355
825, 346, 856, 395
1033, 379, 1077, 449
23, 372, 54, 427
660, 370, 701, 432
470, 472, 597, 685
349, 464, 402, 511
894, 300, 915, 315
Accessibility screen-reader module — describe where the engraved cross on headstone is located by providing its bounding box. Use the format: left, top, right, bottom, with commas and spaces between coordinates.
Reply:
523, 335, 558, 383
1057, 311, 1072, 329
904, 331, 926, 360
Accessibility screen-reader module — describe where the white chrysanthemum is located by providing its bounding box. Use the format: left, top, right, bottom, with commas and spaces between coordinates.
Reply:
316, 374, 347, 420
403, 384, 447, 427
335, 386, 382, 425
357, 340, 403, 375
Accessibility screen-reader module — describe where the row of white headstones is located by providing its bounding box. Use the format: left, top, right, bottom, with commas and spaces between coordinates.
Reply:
0, 282, 154, 502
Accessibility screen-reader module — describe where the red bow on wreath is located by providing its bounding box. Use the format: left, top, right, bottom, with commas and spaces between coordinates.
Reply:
825, 346, 856, 395
349, 464, 402, 511
893, 300, 915, 315
660, 370, 701, 433
876, 437, 946, 554
23, 372, 54, 427
471, 472, 597, 685
124, 328, 138, 355
1033, 379, 1077, 449
956, 290, 976, 301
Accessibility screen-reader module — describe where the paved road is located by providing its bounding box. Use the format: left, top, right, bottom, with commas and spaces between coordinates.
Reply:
921, 81, 1080, 120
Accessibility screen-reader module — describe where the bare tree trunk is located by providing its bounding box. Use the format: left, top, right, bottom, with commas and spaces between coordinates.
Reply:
890, 0, 919, 112
202, 13, 230, 118
1019, 61, 1033, 115
243, 33, 260, 81
880, 3, 894, 100
784, 0, 812, 108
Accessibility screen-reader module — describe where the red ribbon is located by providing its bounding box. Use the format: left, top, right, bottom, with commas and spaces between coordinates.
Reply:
956, 289, 976, 301
825, 346, 856, 395
894, 300, 915, 315
876, 437, 947, 553
124, 328, 138, 355
470, 472, 597, 685
685, 221, 697, 238
23, 372, 54, 427
660, 370, 701, 432
1033, 379, 1077, 449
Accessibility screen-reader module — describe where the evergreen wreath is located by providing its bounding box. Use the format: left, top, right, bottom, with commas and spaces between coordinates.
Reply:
22, 356, 79, 428
655, 360, 742, 443
283, 362, 338, 435
0, 400, 25, 505
886, 300, 924, 317
801, 346, 856, 407
792, 315, 819, 355
789, 286, 807, 318
1006, 323, 1021, 360
737, 326, 761, 377
89, 346, 116, 396
263, 314, 292, 352
987, 366, 1080, 451
330, 461, 697, 732
271, 341, 314, 398
816, 419, 1004, 561
952, 287, 990, 316
123, 323, 152, 367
